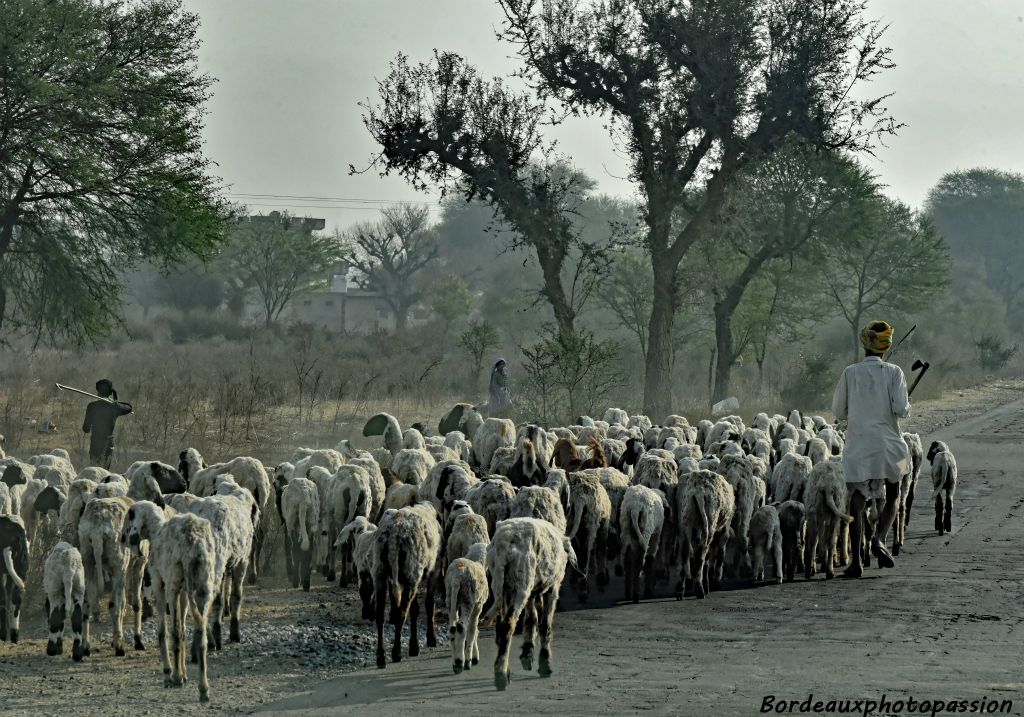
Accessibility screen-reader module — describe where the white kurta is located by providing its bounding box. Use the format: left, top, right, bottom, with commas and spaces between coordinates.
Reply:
831, 356, 911, 484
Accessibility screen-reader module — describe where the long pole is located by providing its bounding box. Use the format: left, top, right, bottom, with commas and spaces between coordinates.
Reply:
55, 383, 114, 404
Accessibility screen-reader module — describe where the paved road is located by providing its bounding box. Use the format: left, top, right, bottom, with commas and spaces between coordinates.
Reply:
260, 402, 1024, 717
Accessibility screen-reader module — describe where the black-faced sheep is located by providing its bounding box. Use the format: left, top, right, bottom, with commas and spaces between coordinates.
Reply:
0, 514, 29, 642
485, 517, 576, 690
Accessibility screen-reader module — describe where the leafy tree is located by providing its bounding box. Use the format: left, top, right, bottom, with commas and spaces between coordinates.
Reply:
0, 0, 225, 342
459, 319, 501, 386
221, 213, 346, 327
498, 0, 899, 416
599, 249, 654, 360
428, 273, 474, 337
701, 143, 875, 400
926, 169, 1024, 307
361, 53, 606, 337
823, 197, 952, 362
341, 205, 440, 332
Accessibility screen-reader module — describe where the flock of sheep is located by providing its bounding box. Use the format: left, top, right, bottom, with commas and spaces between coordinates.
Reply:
0, 403, 960, 700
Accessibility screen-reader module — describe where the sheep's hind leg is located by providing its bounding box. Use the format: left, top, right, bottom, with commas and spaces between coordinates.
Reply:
519, 596, 538, 671
407, 592, 421, 658
494, 615, 514, 691
374, 579, 387, 669
425, 577, 437, 648
537, 589, 557, 678
943, 491, 953, 534
46, 598, 65, 656
230, 563, 246, 642
934, 495, 944, 535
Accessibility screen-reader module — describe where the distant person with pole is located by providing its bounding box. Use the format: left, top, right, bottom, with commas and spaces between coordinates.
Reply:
82, 379, 133, 469
831, 321, 911, 579
487, 358, 512, 419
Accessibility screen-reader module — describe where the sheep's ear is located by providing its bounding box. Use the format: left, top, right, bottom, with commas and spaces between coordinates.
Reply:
153, 493, 165, 509
438, 404, 466, 436
363, 413, 392, 437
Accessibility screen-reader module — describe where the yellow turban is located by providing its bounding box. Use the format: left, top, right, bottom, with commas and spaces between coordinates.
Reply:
860, 321, 894, 354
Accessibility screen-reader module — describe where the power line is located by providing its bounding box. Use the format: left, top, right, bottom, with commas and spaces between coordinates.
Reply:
226, 192, 443, 206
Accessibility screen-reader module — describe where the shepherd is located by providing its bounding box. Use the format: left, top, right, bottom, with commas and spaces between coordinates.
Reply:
82, 379, 133, 469
831, 320, 911, 579
487, 358, 512, 419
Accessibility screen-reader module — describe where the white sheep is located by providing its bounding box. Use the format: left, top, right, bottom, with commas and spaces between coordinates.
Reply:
675, 469, 735, 600
720, 455, 766, 577
446, 549, 489, 674
566, 471, 612, 602
281, 477, 320, 591
443, 431, 472, 465
803, 460, 853, 580
334, 517, 378, 620
446, 512, 489, 562
771, 453, 812, 504
372, 503, 443, 667
747, 505, 782, 584
485, 517, 576, 690
329, 464, 373, 584
465, 478, 517, 537
123, 502, 220, 702
618, 484, 666, 603
928, 441, 958, 536
892, 432, 924, 554
43, 540, 86, 660
603, 408, 628, 426
509, 486, 567, 534
488, 446, 517, 477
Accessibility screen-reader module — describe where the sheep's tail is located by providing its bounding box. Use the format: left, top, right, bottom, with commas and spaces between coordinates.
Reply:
944, 465, 955, 493
388, 539, 404, 608
523, 439, 537, 478
2, 547, 24, 592
481, 549, 512, 624
630, 505, 649, 556
447, 569, 462, 627
693, 493, 710, 540
298, 503, 311, 551
826, 487, 854, 524
89, 531, 106, 597
63, 557, 76, 613
567, 499, 585, 540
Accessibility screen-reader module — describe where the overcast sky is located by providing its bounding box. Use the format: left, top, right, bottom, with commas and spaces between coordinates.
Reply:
183, 0, 1024, 232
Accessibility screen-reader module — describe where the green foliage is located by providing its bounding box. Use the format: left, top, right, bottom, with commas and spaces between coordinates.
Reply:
519, 328, 624, 425
780, 353, 838, 411
459, 320, 500, 385
220, 214, 346, 326
976, 336, 1018, 372
599, 249, 653, 359
428, 273, 474, 336
0, 0, 226, 343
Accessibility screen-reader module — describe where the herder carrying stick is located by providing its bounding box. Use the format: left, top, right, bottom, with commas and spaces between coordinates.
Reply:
81, 379, 133, 469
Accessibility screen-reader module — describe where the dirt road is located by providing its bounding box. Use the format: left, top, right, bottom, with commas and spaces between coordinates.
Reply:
259, 398, 1024, 717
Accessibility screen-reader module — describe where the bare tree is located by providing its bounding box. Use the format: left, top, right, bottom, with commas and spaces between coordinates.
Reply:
342, 205, 440, 332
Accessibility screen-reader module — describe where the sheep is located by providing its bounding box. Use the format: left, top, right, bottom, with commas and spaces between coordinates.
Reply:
426, 444, 460, 463
628, 414, 653, 432
443, 431, 472, 465
633, 452, 678, 491
35, 463, 76, 494
281, 477, 319, 591
392, 448, 435, 486
618, 484, 667, 602
803, 460, 853, 579
510, 486, 567, 534
0, 514, 29, 643
302, 465, 336, 579
43, 541, 87, 660
778, 500, 806, 582
381, 481, 419, 515
126, 461, 186, 501
19, 477, 51, 544
485, 517, 576, 690
372, 503, 443, 668
446, 546, 489, 675
776, 437, 797, 459
803, 437, 830, 466
928, 441, 958, 536
508, 438, 547, 488
470, 414, 516, 472
720, 454, 767, 574
752, 413, 774, 432
78, 496, 146, 655
181, 486, 254, 649
603, 408, 628, 426
465, 478, 517, 537
0, 482, 10, 516
816, 425, 845, 456
543, 468, 571, 518
674, 469, 735, 600
347, 452, 388, 517
371, 447, 395, 476
363, 412, 405, 455
446, 512, 489, 563
58, 478, 99, 544
747, 505, 783, 584
122, 502, 219, 702
741, 427, 770, 455
335, 517, 377, 620
566, 471, 612, 602
329, 464, 373, 584
771, 453, 812, 504
421, 462, 480, 518
892, 432, 925, 554
488, 446, 517, 477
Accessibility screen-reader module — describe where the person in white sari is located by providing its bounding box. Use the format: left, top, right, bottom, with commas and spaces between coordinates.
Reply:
832, 320, 911, 578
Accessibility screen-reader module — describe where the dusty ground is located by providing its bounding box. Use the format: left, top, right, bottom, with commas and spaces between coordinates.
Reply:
2, 378, 1023, 716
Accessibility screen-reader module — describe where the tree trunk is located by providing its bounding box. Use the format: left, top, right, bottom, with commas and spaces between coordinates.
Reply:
536, 243, 575, 337
395, 306, 409, 332
712, 301, 735, 404
643, 260, 676, 418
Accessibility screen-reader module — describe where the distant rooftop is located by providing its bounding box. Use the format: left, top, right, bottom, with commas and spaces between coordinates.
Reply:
246, 210, 325, 232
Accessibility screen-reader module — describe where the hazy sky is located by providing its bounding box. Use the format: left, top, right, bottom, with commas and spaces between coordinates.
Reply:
183, 0, 1024, 232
